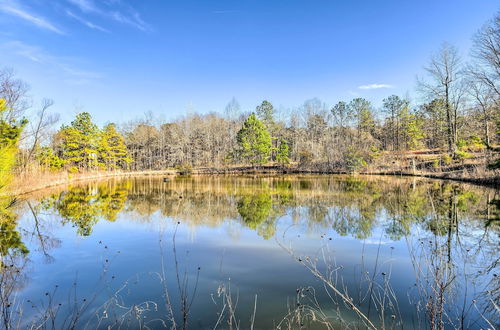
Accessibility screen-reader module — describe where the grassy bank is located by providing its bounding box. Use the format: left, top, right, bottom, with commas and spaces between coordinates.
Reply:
10, 149, 500, 196
12, 170, 177, 195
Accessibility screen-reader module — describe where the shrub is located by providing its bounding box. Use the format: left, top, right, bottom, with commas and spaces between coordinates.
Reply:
345, 147, 366, 173
457, 135, 486, 152
466, 135, 486, 152
455, 150, 472, 161
442, 154, 452, 166
175, 163, 193, 175
369, 145, 381, 161
68, 166, 79, 174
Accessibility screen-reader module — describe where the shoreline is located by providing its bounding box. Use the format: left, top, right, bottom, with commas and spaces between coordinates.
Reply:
10, 166, 500, 196
12, 170, 177, 196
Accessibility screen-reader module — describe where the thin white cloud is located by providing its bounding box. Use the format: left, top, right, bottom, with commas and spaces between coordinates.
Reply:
66, 9, 110, 33
110, 10, 149, 31
3, 41, 103, 82
67, 0, 99, 13
358, 84, 393, 90
0, 0, 64, 34
67, 0, 150, 31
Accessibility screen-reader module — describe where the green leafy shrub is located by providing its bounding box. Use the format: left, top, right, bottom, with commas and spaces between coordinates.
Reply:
455, 150, 472, 160
369, 145, 381, 160
68, 166, 79, 174
442, 154, 452, 165
345, 147, 366, 173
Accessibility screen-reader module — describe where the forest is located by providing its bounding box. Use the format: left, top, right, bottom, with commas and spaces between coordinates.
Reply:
0, 13, 499, 192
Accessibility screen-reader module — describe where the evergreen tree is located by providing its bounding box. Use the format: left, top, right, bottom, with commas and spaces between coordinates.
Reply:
421, 99, 447, 149
0, 98, 29, 257
99, 123, 131, 169
38, 146, 65, 171
382, 95, 409, 150
255, 100, 275, 127
0, 98, 26, 192
276, 139, 290, 165
59, 112, 100, 171
331, 101, 354, 130
349, 98, 376, 138
236, 113, 272, 165
401, 110, 425, 150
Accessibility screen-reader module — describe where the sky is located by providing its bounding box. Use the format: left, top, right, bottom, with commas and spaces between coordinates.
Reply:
0, 0, 498, 125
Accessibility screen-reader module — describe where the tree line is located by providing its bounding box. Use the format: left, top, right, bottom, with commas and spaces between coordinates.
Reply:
0, 12, 499, 177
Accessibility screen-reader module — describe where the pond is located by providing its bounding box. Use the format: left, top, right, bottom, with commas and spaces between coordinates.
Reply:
1, 175, 499, 329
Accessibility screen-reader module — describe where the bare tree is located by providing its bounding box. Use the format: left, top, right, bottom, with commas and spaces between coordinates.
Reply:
467, 79, 496, 147
465, 12, 500, 148
418, 43, 466, 153
24, 99, 59, 165
0, 68, 30, 122
469, 12, 500, 99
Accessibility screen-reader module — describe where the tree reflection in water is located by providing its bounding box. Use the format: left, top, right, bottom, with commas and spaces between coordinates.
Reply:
0, 175, 498, 329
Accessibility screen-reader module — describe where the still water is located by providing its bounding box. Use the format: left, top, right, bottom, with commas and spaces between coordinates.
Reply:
1, 175, 499, 329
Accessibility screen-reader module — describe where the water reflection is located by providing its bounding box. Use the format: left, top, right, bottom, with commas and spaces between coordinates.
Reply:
35, 176, 496, 242
1, 175, 499, 329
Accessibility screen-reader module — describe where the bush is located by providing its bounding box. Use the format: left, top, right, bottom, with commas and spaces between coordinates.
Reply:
369, 145, 381, 161
488, 158, 500, 170
458, 135, 486, 152
68, 166, 79, 174
345, 147, 366, 173
175, 163, 193, 175
442, 154, 452, 166
455, 150, 472, 161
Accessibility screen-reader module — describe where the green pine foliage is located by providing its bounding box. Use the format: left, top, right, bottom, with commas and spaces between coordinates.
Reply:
38, 146, 65, 171
0, 98, 29, 258
58, 113, 130, 171
236, 113, 272, 165
0, 98, 26, 193
276, 139, 290, 165
99, 123, 131, 169
60, 112, 100, 170
255, 100, 275, 127
402, 111, 425, 150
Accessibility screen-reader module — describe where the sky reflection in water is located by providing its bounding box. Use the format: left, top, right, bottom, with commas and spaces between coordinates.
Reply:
2, 175, 499, 329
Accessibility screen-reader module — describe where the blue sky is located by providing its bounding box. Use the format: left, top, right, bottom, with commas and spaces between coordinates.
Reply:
0, 0, 498, 125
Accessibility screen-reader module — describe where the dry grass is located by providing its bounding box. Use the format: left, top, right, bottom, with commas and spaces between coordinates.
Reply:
11, 170, 177, 195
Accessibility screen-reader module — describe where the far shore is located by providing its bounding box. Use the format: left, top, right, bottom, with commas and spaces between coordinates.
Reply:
10, 164, 500, 196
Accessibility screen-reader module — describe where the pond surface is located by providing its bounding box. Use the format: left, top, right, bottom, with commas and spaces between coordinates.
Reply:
1, 175, 499, 329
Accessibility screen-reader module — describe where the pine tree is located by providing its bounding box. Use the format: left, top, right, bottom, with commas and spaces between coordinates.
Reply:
99, 123, 131, 170
255, 100, 275, 127
0, 98, 26, 193
402, 111, 425, 150
0, 98, 29, 257
38, 147, 65, 171
60, 112, 100, 171
276, 139, 290, 165
349, 98, 376, 138
236, 113, 272, 165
